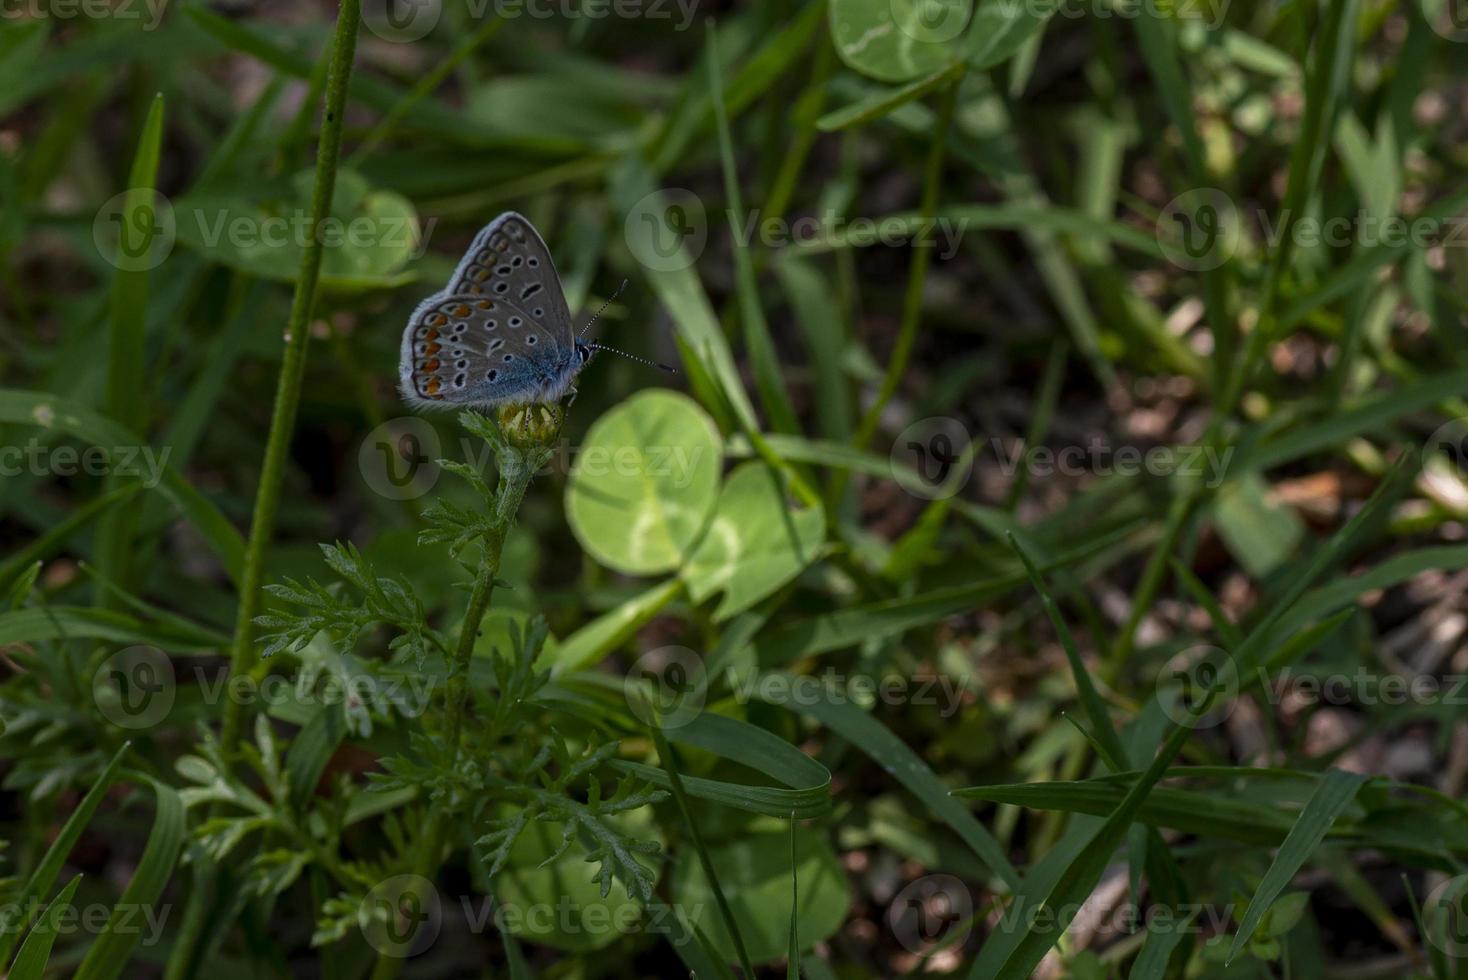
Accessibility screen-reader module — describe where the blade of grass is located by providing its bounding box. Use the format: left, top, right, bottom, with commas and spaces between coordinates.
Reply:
6, 875, 83, 980
707, 20, 800, 437
0, 743, 129, 963
93, 93, 163, 611
1228, 769, 1368, 962
850, 76, 957, 457
73, 778, 186, 980
648, 722, 756, 979
1009, 533, 1128, 770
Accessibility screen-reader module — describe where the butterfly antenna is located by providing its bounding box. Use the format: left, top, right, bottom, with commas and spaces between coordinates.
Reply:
587, 342, 676, 373
580, 279, 629, 337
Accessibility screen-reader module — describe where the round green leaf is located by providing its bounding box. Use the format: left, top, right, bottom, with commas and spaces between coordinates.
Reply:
829, 0, 972, 83
681, 462, 825, 621
565, 390, 722, 576
671, 826, 847, 964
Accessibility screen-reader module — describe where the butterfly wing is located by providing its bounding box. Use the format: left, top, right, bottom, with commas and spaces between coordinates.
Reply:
445, 212, 574, 346
400, 293, 577, 407
400, 212, 579, 408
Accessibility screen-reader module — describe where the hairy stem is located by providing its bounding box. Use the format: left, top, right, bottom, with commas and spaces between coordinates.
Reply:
371, 414, 550, 980
219, 0, 361, 759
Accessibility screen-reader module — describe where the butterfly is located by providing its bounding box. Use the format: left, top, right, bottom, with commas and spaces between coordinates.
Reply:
399, 211, 668, 411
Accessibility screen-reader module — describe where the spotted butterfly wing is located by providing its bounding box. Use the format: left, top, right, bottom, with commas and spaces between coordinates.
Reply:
400, 213, 580, 408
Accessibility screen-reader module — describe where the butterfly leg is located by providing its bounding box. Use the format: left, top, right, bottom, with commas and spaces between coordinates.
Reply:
565, 385, 579, 408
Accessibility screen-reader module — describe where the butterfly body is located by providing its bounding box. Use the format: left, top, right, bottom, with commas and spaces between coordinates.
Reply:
399, 212, 590, 410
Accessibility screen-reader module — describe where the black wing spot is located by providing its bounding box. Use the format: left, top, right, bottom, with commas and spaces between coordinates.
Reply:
533, 307, 544, 317
504, 354, 514, 362
512, 256, 523, 267
528, 257, 540, 267
456, 359, 468, 369
487, 369, 499, 381
453, 373, 466, 387
520, 283, 543, 300
496, 265, 511, 276
509, 316, 522, 328
527, 335, 537, 345
495, 282, 509, 294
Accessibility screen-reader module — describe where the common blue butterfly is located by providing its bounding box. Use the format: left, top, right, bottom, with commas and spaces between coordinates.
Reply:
399, 212, 667, 411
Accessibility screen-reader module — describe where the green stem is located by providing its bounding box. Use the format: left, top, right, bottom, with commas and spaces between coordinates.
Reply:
218, 0, 362, 759
849, 78, 959, 455
370, 419, 547, 980
166, 10, 360, 980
